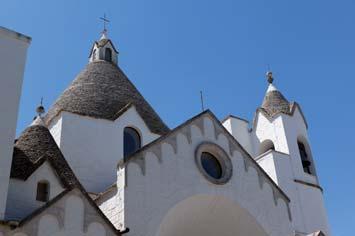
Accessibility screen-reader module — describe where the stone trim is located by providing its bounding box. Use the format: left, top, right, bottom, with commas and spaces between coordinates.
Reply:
294, 179, 323, 192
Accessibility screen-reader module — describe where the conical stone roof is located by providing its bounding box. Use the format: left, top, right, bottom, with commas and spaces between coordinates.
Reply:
11, 122, 79, 187
44, 60, 169, 135
261, 83, 291, 116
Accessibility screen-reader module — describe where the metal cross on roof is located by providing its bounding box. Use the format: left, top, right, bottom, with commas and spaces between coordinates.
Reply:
99, 14, 110, 32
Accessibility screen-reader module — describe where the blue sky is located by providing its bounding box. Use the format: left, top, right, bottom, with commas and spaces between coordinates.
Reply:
1, 0, 353, 234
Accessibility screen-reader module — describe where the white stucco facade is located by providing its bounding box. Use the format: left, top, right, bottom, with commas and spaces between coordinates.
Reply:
1, 189, 119, 236
0, 29, 332, 236
0, 26, 31, 219
98, 113, 294, 236
5, 162, 65, 220
223, 105, 330, 235
48, 106, 160, 193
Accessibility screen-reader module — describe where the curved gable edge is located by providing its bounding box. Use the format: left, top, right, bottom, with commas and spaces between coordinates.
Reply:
10, 188, 123, 235
120, 109, 290, 205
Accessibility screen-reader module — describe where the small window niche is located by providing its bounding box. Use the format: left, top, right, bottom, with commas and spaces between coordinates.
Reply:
36, 181, 50, 202
124, 127, 141, 159
105, 48, 112, 62
297, 137, 314, 175
259, 139, 275, 155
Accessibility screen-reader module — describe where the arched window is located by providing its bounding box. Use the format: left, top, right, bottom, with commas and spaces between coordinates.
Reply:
36, 181, 49, 202
124, 127, 141, 158
105, 48, 112, 62
259, 140, 275, 155
298, 141, 312, 174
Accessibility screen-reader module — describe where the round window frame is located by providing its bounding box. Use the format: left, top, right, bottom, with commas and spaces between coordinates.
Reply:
195, 142, 233, 184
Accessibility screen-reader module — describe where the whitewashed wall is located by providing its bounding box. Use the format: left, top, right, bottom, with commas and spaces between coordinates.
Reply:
96, 186, 122, 229
252, 108, 330, 235
3, 189, 118, 236
5, 162, 65, 220
223, 116, 252, 154
222, 106, 331, 235
48, 115, 62, 147
105, 113, 293, 236
49, 106, 160, 193
0, 27, 30, 219
279, 108, 330, 235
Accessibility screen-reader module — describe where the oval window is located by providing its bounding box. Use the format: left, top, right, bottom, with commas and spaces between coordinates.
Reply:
195, 142, 233, 184
201, 152, 223, 179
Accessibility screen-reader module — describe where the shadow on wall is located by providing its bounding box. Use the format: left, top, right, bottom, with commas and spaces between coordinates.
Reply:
157, 194, 268, 236
258, 139, 275, 155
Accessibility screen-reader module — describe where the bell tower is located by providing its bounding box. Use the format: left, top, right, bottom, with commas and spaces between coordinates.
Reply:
252, 72, 331, 235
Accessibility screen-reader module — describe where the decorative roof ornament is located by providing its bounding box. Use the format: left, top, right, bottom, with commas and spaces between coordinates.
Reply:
32, 97, 46, 126
99, 14, 110, 39
261, 71, 291, 116
35, 97, 45, 117
266, 71, 274, 84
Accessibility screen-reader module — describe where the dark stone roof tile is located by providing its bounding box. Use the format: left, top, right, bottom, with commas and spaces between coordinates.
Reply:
44, 61, 169, 135
10, 125, 78, 188
261, 89, 291, 116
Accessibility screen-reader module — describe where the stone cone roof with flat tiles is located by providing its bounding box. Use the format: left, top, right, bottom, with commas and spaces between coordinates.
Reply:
261, 83, 292, 116
10, 121, 79, 187
44, 60, 170, 135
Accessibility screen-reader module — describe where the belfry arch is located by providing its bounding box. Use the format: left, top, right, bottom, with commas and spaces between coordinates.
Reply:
157, 194, 268, 236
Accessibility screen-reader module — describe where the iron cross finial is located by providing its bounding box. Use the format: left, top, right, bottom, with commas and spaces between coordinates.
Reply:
99, 14, 110, 33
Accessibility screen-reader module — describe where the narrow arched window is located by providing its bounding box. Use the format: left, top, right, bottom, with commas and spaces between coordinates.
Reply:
36, 181, 49, 202
105, 48, 112, 62
124, 127, 141, 158
298, 141, 312, 174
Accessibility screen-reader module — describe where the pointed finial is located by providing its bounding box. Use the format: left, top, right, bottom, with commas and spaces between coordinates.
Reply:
35, 97, 45, 117
99, 14, 110, 36
266, 71, 274, 84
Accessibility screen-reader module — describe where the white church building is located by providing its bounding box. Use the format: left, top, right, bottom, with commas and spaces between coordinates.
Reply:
0, 25, 330, 236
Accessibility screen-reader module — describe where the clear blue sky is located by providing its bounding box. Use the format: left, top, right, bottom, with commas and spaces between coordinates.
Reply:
1, 0, 353, 235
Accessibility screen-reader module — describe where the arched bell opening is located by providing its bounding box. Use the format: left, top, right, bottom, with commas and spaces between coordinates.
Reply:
297, 136, 316, 176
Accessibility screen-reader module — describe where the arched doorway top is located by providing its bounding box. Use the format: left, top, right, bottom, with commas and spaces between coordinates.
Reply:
157, 194, 268, 236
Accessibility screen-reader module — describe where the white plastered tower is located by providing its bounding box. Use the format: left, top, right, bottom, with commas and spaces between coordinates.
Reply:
0, 26, 31, 219
251, 72, 330, 235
